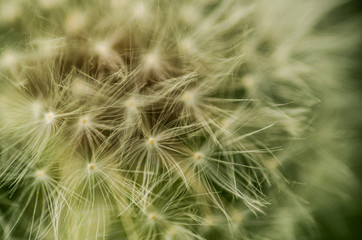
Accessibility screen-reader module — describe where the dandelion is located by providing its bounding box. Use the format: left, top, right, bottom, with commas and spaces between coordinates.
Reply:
64, 10, 88, 35
0, 0, 358, 239
0, 50, 19, 71
0, 1, 21, 24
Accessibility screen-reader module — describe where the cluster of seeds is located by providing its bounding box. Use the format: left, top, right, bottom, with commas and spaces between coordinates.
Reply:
0, 0, 358, 239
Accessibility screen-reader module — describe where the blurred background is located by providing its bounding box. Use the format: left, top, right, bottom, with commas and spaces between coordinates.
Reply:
318, 0, 362, 239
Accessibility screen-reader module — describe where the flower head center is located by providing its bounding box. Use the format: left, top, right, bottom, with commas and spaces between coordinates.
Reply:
194, 152, 203, 161
88, 163, 95, 171
148, 137, 155, 145
36, 170, 45, 178
45, 112, 55, 124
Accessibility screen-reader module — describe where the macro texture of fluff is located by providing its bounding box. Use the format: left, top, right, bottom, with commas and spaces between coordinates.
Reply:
0, 0, 359, 239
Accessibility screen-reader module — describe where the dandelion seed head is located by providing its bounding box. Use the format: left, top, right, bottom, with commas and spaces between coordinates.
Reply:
125, 97, 138, 110
65, 10, 87, 34
182, 90, 197, 107
35, 170, 45, 179
88, 163, 95, 171
148, 212, 158, 221
194, 152, 203, 161
0, 0, 357, 239
241, 74, 256, 90
143, 51, 161, 70
0, 1, 21, 23
183, 93, 191, 101
147, 137, 156, 146
79, 116, 90, 127
45, 112, 55, 124
127, 101, 135, 108
93, 40, 112, 57
0, 50, 18, 69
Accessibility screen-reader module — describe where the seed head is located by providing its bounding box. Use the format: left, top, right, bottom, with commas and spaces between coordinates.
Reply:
148, 213, 157, 221
88, 163, 95, 171
0, 50, 18, 69
36, 170, 45, 178
194, 152, 203, 161
45, 112, 55, 124
147, 137, 156, 146
65, 11, 87, 34
143, 51, 161, 71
